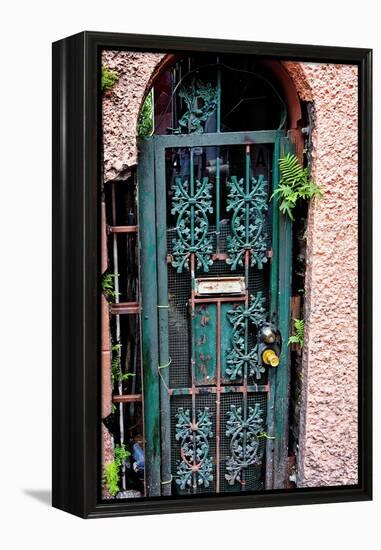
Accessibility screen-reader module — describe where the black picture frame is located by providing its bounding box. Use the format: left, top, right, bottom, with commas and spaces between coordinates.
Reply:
52, 31, 372, 519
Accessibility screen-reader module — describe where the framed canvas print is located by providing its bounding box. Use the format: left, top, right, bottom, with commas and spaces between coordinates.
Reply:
52, 32, 372, 518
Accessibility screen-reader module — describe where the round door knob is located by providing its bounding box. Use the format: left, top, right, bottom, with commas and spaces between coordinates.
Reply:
260, 325, 277, 344
262, 349, 280, 367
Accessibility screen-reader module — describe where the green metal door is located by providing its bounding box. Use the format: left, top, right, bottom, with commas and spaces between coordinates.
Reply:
139, 131, 293, 497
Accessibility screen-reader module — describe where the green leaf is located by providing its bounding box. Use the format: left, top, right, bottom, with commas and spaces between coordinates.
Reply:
287, 318, 304, 347
272, 153, 323, 220
101, 66, 119, 92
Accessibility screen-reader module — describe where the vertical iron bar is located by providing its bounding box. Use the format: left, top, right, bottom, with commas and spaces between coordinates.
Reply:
216, 56, 221, 134
154, 140, 172, 496
266, 132, 281, 489
190, 149, 195, 247
190, 253, 197, 493
215, 57, 222, 252
215, 155, 221, 253
273, 136, 293, 489
189, 148, 197, 493
111, 183, 126, 491
270, 133, 281, 318
241, 145, 251, 491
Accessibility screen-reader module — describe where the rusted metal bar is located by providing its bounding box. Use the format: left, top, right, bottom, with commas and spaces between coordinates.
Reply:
108, 225, 138, 233
189, 148, 198, 494
216, 300, 221, 493
193, 295, 246, 304
112, 394, 143, 403
110, 302, 141, 315
212, 252, 228, 260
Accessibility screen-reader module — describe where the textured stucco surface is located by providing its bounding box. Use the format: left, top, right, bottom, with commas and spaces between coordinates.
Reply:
284, 62, 358, 487
102, 50, 165, 181
101, 52, 359, 488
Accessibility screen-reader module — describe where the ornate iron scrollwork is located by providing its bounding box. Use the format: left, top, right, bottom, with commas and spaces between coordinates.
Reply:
226, 292, 267, 380
171, 176, 214, 273
225, 403, 264, 486
226, 174, 269, 270
174, 79, 218, 134
175, 407, 214, 490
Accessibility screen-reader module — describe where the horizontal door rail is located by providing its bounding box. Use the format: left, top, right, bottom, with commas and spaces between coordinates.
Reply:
113, 394, 142, 403
169, 384, 269, 396
143, 130, 281, 150
108, 225, 138, 234
110, 302, 141, 315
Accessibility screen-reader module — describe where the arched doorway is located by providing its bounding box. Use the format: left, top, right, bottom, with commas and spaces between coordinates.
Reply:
138, 54, 302, 496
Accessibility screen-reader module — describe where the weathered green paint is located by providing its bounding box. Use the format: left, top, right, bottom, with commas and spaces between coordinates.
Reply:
139, 129, 293, 494
220, 302, 234, 383
225, 403, 265, 486
153, 139, 172, 496
273, 135, 294, 489
173, 79, 218, 134
270, 132, 281, 318
137, 138, 161, 496
225, 173, 269, 270
265, 131, 282, 489
194, 303, 217, 385
153, 130, 279, 150
170, 171, 214, 273
175, 407, 214, 491
223, 295, 267, 381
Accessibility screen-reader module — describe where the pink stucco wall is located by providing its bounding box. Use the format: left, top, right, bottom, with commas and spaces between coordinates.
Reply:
101, 52, 358, 488
102, 50, 165, 181
284, 62, 358, 487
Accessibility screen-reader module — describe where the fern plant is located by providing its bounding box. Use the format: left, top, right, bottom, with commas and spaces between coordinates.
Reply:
101, 272, 119, 301
103, 461, 120, 497
288, 318, 304, 348
101, 66, 119, 91
111, 343, 136, 385
114, 443, 130, 466
271, 153, 323, 220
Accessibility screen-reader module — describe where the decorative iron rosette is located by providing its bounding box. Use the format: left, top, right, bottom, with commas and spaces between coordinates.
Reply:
171, 176, 214, 273
173, 79, 218, 134
226, 292, 267, 381
225, 403, 264, 486
175, 407, 214, 490
226, 174, 269, 270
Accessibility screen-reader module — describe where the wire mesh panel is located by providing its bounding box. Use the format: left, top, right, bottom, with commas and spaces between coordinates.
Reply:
163, 143, 274, 495
220, 392, 267, 493
171, 394, 217, 495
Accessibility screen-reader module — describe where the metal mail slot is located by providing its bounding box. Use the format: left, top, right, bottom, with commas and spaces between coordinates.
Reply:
195, 276, 246, 296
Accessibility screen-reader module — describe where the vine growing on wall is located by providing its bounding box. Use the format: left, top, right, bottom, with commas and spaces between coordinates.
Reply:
101, 272, 119, 302
138, 89, 154, 138
102, 65, 119, 92
103, 443, 131, 497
